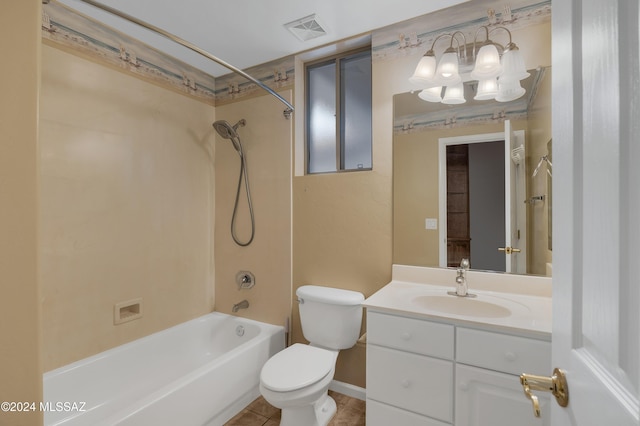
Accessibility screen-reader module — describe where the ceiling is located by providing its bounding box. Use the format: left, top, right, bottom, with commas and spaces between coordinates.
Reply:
56, 0, 469, 77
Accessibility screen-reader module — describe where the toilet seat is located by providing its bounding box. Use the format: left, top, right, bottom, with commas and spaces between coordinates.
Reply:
260, 344, 335, 392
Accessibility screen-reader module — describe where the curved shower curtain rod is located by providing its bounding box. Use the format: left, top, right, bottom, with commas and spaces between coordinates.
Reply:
54, 0, 294, 115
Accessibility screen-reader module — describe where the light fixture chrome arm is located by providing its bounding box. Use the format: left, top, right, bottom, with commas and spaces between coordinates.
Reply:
60, 0, 294, 113
426, 32, 466, 58
488, 26, 516, 51
448, 31, 467, 61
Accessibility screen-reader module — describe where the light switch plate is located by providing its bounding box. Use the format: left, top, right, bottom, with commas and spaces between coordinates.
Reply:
425, 218, 438, 230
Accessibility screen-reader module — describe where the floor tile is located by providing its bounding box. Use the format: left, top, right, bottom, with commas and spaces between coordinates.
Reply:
224, 391, 364, 426
224, 409, 269, 426
246, 397, 280, 419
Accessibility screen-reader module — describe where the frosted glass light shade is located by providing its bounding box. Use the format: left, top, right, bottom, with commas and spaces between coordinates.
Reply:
442, 83, 466, 104
496, 78, 525, 102
418, 86, 443, 102
409, 54, 437, 87
434, 51, 461, 85
474, 78, 498, 100
470, 43, 502, 80
500, 48, 530, 81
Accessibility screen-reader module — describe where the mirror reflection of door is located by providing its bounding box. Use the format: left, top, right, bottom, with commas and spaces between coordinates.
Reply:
446, 141, 506, 271
439, 122, 527, 274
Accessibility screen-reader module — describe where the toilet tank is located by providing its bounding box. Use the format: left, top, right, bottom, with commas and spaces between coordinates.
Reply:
296, 285, 364, 350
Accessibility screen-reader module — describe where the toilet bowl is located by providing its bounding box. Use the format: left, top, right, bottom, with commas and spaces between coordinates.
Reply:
260, 344, 338, 426
259, 285, 364, 426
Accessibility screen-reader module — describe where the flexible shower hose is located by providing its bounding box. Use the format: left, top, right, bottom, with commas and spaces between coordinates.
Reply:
231, 149, 255, 246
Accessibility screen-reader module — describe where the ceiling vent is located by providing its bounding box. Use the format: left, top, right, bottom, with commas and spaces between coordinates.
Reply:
284, 14, 327, 42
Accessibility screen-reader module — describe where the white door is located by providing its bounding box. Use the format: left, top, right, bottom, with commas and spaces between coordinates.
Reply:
504, 120, 527, 274
550, 0, 639, 425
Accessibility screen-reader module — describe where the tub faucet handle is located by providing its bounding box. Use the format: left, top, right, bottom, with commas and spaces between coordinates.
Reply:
236, 271, 255, 290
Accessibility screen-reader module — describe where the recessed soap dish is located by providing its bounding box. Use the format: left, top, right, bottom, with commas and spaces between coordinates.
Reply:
114, 298, 143, 325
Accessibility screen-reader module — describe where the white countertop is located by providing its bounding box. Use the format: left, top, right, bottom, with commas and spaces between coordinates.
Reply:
364, 265, 552, 339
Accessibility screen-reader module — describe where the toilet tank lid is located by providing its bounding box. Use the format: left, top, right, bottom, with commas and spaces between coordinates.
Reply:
296, 285, 364, 306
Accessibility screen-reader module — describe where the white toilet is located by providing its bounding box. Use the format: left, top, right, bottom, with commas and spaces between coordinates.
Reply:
259, 285, 364, 426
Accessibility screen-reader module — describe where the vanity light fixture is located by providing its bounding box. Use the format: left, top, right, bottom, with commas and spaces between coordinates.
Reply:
410, 25, 529, 104
442, 83, 466, 104
474, 77, 499, 100
409, 32, 466, 88
418, 86, 443, 102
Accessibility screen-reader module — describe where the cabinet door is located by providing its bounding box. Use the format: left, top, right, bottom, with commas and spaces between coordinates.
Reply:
366, 400, 450, 426
455, 364, 550, 426
367, 344, 453, 422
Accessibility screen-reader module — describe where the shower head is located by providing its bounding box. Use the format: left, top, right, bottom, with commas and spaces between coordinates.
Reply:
212, 119, 246, 153
213, 119, 245, 139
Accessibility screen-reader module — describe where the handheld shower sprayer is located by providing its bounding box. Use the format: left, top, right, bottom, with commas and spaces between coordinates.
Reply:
212, 119, 246, 154
213, 118, 255, 246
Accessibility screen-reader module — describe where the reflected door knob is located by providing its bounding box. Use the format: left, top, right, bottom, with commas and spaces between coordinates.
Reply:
499, 246, 522, 254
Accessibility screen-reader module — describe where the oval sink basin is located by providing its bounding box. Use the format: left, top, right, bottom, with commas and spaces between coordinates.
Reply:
412, 295, 516, 318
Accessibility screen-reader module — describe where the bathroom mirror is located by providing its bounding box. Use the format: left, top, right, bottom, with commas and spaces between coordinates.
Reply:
392, 67, 552, 276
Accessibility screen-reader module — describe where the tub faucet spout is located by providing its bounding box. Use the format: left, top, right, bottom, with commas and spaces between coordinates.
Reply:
232, 299, 249, 312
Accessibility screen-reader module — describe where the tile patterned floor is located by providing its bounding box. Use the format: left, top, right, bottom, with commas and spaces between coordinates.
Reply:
224, 391, 365, 426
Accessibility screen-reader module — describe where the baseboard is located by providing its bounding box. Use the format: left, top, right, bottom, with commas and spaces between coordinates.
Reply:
329, 380, 366, 401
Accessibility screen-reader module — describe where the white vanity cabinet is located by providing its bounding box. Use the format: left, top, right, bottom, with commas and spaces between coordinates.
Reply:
366, 310, 551, 426
455, 328, 551, 425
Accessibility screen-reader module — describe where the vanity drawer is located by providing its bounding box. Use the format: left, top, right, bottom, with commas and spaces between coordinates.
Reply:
367, 344, 453, 422
456, 328, 551, 376
367, 311, 454, 359
366, 399, 451, 426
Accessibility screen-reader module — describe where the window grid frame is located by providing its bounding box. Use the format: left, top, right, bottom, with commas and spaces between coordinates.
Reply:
305, 46, 372, 175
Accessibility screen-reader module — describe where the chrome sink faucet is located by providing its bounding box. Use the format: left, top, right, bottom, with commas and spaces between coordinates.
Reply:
448, 258, 476, 297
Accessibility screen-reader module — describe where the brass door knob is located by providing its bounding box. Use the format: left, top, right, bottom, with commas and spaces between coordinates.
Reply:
498, 246, 522, 254
520, 368, 569, 417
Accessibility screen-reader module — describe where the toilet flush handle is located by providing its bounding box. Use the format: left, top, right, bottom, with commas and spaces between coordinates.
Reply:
297, 297, 304, 304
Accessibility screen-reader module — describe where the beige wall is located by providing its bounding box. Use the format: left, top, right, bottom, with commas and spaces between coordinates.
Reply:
0, 1, 43, 425
291, 57, 394, 386
290, 19, 551, 387
291, 171, 393, 386
39, 45, 215, 371
214, 92, 292, 329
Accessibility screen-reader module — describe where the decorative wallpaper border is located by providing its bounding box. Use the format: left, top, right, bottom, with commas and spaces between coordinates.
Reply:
394, 103, 529, 134
394, 66, 548, 134
372, 0, 551, 62
214, 56, 295, 104
41, 1, 295, 106
42, 2, 217, 104
41, 0, 549, 108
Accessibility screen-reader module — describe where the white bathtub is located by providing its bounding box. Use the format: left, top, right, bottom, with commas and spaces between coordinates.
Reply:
43, 312, 285, 426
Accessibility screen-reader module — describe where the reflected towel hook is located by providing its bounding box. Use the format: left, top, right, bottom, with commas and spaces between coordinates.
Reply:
533, 155, 552, 178
525, 195, 546, 204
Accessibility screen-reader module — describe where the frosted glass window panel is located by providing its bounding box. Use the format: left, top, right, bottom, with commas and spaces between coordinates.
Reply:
306, 48, 372, 174
307, 62, 337, 173
341, 52, 372, 170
